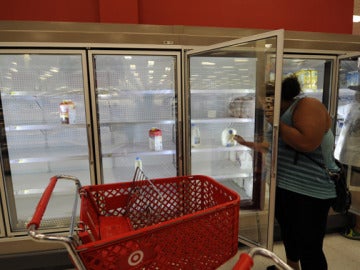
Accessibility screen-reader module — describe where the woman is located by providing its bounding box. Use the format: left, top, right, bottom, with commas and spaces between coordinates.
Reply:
235, 75, 338, 270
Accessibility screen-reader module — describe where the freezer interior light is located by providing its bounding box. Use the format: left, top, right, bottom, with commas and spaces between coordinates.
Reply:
234, 58, 249, 62
201, 61, 215, 66
50, 67, 59, 73
353, 15, 360, 23
23, 54, 31, 62
10, 91, 21, 95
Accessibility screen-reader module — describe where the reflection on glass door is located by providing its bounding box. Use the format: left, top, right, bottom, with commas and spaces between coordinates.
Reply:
0, 51, 92, 233
335, 55, 360, 215
89, 51, 181, 184
281, 56, 335, 107
186, 30, 284, 248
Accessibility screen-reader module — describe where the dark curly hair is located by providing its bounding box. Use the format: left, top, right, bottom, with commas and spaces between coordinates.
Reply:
281, 75, 301, 101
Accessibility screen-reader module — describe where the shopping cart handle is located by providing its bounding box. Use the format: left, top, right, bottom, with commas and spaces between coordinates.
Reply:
234, 247, 294, 270
232, 253, 254, 270
26, 175, 82, 230
26, 176, 86, 270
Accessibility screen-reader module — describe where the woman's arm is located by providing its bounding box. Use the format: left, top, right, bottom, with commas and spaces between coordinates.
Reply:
280, 98, 331, 152
234, 135, 270, 153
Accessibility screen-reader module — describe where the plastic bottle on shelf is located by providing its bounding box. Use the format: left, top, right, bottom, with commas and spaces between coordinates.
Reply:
221, 128, 237, 147
134, 157, 143, 170
191, 124, 201, 147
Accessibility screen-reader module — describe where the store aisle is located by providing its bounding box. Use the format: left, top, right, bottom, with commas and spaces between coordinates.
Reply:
219, 233, 360, 269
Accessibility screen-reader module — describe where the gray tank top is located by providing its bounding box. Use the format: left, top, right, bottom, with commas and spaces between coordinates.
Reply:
276, 97, 337, 199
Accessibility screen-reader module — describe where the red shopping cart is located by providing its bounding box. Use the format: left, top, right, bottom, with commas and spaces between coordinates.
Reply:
27, 170, 240, 270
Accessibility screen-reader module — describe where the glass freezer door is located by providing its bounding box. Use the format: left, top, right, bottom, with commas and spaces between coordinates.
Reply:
88, 51, 181, 184
185, 30, 284, 248
335, 53, 360, 216
0, 50, 92, 233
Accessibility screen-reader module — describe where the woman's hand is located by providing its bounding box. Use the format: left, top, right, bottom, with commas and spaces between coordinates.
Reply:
234, 135, 246, 145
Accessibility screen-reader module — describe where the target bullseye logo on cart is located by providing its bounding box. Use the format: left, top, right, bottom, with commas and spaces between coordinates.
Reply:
128, 250, 144, 266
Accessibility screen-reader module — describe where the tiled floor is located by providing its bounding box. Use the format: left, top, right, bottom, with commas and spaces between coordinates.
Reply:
218, 233, 360, 269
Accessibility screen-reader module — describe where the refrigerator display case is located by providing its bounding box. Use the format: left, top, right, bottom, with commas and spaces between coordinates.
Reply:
0, 50, 93, 233
1, 23, 359, 258
335, 54, 360, 215
88, 51, 182, 183
185, 30, 284, 247
0, 49, 182, 235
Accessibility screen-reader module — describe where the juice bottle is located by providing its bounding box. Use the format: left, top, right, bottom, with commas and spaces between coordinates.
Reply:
149, 128, 163, 151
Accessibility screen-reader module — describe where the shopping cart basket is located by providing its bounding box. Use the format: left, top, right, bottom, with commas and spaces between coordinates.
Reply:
27, 171, 240, 270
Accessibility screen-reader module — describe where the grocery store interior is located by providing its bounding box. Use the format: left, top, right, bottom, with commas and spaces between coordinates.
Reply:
1, 0, 360, 269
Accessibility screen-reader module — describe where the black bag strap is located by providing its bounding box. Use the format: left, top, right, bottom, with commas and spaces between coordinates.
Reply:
294, 151, 326, 169
294, 151, 340, 178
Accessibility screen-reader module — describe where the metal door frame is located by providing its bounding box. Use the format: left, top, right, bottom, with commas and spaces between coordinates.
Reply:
336, 52, 360, 197
0, 49, 93, 236
184, 29, 284, 249
87, 49, 183, 184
